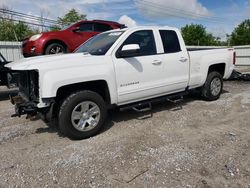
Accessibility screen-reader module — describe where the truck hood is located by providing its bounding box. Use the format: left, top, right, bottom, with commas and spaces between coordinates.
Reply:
5, 53, 105, 71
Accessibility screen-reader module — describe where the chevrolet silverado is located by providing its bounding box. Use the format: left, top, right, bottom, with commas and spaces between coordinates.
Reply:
6, 26, 235, 139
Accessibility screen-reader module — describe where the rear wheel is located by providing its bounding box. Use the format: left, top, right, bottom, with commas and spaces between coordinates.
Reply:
201, 71, 223, 101
58, 90, 107, 139
45, 43, 66, 55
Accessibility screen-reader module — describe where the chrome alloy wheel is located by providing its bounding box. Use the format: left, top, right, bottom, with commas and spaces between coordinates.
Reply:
71, 101, 101, 132
49, 46, 63, 54
210, 77, 222, 96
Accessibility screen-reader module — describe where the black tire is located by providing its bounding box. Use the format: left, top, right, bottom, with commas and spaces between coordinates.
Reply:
45, 43, 66, 55
58, 90, 107, 139
201, 71, 223, 101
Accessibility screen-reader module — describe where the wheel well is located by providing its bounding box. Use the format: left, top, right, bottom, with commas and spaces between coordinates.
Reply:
55, 80, 111, 105
208, 63, 225, 77
43, 40, 67, 54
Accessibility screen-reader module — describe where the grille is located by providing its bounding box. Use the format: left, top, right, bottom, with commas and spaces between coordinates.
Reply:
30, 71, 39, 101
19, 71, 30, 100
18, 71, 39, 102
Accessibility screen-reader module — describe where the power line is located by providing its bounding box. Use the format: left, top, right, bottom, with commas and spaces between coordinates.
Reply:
0, 9, 58, 24
137, 0, 223, 22
0, 17, 53, 28
135, 0, 226, 23
139, 0, 223, 20
0, 11, 58, 25
0, 8, 61, 30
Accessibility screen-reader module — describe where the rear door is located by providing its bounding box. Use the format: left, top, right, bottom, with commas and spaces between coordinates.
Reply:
158, 30, 189, 92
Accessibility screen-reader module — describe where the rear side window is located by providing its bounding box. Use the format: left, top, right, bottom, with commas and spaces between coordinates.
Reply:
122, 30, 156, 56
79, 23, 94, 32
94, 23, 113, 32
159, 30, 181, 53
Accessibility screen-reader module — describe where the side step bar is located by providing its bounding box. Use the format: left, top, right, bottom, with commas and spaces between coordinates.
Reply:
119, 91, 188, 112
167, 96, 184, 104
132, 103, 152, 112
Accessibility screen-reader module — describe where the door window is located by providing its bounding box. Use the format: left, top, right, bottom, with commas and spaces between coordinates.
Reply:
159, 30, 181, 53
121, 30, 156, 56
79, 23, 94, 32
94, 23, 113, 32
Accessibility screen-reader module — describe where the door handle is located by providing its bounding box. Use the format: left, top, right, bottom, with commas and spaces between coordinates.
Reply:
179, 57, 188, 62
152, 60, 162, 65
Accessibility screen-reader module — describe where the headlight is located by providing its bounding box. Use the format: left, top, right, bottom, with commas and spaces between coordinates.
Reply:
29, 34, 42, 41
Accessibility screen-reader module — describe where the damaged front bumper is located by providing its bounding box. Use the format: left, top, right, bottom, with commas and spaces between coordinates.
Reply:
10, 95, 38, 117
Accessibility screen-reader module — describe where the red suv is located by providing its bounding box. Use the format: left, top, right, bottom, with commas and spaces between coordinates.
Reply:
22, 20, 124, 57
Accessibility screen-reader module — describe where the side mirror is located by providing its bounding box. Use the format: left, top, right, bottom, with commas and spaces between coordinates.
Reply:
118, 44, 140, 58
72, 27, 80, 32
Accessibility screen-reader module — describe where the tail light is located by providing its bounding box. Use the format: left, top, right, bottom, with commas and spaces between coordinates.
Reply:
233, 51, 236, 65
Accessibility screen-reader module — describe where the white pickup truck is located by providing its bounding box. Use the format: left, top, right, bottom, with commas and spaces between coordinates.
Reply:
6, 26, 235, 139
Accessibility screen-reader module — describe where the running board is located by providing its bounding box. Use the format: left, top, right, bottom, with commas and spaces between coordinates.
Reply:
119, 91, 188, 112
167, 96, 183, 104
132, 103, 152, 112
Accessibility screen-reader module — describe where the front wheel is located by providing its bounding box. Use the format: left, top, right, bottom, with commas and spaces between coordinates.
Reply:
58, 91, 107, 139
201, 71, 223, 101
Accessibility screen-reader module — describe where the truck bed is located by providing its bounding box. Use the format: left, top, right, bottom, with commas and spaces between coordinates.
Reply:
188, 48, 235, 88
187, 47, 227, 51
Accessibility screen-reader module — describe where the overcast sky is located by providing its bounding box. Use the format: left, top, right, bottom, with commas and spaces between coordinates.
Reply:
1, 0, 250, 40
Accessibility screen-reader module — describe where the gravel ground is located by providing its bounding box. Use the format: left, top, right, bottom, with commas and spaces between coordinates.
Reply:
0, 73, 250, 187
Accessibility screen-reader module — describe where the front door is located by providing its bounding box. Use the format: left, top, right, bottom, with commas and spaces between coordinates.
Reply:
113, 30, 166, 105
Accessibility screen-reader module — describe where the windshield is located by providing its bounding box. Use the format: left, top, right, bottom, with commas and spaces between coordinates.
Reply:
75, 31, 124, 55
